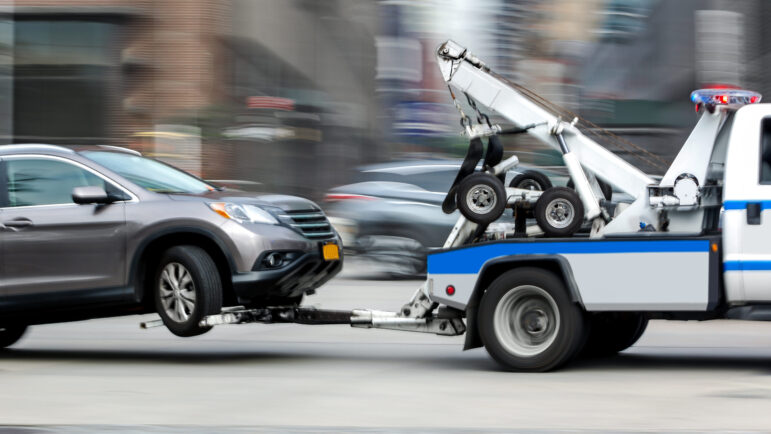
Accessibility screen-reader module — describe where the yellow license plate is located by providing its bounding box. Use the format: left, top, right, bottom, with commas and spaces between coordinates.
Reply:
322, 243, 340, 261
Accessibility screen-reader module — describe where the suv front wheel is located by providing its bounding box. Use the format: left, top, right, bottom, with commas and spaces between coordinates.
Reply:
154, 245, 223, 337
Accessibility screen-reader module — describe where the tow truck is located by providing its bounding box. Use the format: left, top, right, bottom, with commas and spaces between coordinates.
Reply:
166, 40, 771, 371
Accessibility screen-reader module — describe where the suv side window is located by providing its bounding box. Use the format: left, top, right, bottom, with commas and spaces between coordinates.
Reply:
5, 158, 107, 207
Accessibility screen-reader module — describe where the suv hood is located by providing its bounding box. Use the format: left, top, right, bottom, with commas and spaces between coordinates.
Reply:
167, 190, 321, 212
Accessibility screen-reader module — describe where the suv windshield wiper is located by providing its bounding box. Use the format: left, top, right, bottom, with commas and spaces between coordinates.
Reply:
150, 189, 190, 194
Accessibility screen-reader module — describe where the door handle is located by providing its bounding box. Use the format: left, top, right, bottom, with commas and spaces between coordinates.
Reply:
2, 218, 33, 230
747, 203, 762, 225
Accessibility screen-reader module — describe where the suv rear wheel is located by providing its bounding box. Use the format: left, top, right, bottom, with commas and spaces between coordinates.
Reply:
0, 324, 27, 349
154, 245, 223, 337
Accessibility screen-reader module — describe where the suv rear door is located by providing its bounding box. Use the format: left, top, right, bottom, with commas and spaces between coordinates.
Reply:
0, 155, 131, 309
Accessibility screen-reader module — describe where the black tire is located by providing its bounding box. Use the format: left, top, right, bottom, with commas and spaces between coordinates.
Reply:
0, 325, 27, 349
566, 178, 613, 201
154, 245, 223, 337
582, 313, 648, 357
509, 170, 553, 191
534, 187, 584, 237
456, 173, 507, 225
478, 268, 588, 372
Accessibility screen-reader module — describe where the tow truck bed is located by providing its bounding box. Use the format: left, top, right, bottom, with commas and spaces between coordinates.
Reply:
427, 235, 722, 312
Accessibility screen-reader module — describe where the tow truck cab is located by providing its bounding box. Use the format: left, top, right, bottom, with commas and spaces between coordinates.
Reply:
722, 102, 771, 304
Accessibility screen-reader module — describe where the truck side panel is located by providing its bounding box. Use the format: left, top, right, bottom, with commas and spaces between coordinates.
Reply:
427, 238, 716, 311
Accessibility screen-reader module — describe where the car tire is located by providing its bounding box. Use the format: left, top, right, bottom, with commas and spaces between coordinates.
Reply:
457, 173, 507, 225
534, 187, 584, 237
478, 268, 588, 372
154, 245, 223, 337
567, 178, 613, 201
0, 324, 27, 349
509, 170, 553, 191
582, 313, 648, 357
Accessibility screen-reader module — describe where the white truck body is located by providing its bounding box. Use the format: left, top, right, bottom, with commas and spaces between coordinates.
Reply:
431, 41, 771, 312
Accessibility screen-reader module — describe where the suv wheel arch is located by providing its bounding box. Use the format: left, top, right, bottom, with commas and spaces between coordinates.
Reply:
129, 227, 237, 308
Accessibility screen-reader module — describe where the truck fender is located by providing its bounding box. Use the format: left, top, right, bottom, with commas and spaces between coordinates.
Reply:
462, 255, 584, 350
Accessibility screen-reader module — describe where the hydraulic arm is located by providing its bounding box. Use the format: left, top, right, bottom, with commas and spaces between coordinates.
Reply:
436, 40, 655, 200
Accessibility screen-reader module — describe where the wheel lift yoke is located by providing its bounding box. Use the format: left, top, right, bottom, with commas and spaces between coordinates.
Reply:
176, 283, 466, 337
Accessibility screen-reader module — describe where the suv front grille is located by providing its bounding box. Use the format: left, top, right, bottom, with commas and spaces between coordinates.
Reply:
284, 209, 335, 240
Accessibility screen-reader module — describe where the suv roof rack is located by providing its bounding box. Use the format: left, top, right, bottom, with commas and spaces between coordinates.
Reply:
94, 145, 142, 156
0, 143, 74, 154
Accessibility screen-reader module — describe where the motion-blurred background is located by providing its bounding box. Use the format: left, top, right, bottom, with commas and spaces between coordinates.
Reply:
0, 0, 765, 196
5, 0, 766, 276
0, 0, 764, 219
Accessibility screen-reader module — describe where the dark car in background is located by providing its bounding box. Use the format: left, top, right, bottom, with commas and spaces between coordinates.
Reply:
324, 160, 566, 277
0, 144, 341, 349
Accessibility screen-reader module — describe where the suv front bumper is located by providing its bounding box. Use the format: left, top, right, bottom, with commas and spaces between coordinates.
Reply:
231, 248, 343, 303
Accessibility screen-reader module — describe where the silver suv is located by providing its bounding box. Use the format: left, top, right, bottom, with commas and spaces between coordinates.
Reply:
0, 144, 342, 347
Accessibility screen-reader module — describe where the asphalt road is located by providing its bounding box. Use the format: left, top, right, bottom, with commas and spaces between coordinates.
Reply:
2, 269, 771, 432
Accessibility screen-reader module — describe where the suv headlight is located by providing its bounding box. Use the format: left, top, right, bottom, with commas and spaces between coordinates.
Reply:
208, 202, 278, 225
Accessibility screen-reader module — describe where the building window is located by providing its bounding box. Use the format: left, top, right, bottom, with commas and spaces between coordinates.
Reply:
13, 19, 117, 144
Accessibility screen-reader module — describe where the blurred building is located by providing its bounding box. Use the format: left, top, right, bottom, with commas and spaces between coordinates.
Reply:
7, 0, 771, 194
0, 0, 230, 179
1, 0, 228, 144
220, 0, 380, 198
0, 0, 382, 199
576, 0, 771, 173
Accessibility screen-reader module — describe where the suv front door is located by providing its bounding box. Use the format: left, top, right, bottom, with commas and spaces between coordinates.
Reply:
0, 155, 130, 309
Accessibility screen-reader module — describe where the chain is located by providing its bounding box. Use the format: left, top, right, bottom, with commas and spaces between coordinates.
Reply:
489, 71, 669, 171
465, 92, 491, 126
447, 85, 471, 128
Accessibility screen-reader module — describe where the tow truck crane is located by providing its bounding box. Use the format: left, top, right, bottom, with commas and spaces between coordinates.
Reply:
180, 40, 771, 371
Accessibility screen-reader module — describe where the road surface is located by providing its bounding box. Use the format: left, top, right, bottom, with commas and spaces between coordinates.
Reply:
2, 269, 771, 432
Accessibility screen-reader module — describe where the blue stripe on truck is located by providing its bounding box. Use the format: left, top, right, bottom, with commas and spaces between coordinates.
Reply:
723, 200, 771, 210
723, 260, 771, 271
427, 239, 710, 275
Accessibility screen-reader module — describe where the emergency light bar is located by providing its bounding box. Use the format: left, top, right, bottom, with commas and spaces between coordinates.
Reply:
690, 89, 762, 106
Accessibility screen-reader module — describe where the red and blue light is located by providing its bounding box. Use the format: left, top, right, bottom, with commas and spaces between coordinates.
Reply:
690, 89, 762, 106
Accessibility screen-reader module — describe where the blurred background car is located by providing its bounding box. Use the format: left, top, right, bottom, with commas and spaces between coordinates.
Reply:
324, 159, 568, 277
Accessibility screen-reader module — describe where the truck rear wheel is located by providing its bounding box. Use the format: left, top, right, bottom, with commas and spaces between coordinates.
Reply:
582, 313, 648, 357
478, 268, 587, 372
0, 325, 27, 349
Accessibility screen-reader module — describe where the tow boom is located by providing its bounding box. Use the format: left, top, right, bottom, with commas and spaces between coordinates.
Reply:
436, 40, 655, 198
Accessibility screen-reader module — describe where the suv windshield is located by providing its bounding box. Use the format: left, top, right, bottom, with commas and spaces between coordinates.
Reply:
82, 151, 214, 194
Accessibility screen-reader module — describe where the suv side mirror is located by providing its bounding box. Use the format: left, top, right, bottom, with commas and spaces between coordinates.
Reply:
72, 186, 111, 205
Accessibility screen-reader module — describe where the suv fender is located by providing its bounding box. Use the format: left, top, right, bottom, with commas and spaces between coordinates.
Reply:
128, 225, 237, 304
